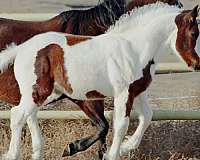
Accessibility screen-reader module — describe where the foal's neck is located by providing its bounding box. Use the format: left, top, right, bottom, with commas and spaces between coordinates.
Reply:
127, 14, 178, 67
149, 14, 178, 64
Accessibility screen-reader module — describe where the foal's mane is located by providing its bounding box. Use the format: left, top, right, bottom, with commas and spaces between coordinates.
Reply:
107, 2, 182, 33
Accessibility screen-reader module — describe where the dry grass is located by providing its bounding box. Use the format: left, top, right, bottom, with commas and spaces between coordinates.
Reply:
1, 119, 200, 160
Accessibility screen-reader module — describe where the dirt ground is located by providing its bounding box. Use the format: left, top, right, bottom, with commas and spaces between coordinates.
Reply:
1, 119, 200, 160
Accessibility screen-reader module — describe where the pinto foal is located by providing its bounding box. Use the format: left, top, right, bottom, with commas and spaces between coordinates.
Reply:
0, 0, 182, 105
0, 32, 155, 160
0, 3, 199, 160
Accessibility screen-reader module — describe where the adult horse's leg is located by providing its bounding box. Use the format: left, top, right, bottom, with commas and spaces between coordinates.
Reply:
81, 100, 108, 159
2, 95, 37, 160
26, 108, 43, 160
62, 100, 109, 159
120, 92, 153, 156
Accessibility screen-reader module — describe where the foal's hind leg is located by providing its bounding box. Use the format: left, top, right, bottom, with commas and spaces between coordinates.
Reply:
2, 95, 37, 160
62, 100, 109, 159
26, 108, 43, 160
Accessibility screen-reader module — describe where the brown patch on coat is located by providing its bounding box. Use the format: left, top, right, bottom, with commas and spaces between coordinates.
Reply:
175, 6, 200, 70
125, 60, 154, 117
48, 44, 73, 95
66, 35, 92, 46
32, 46, 54, 105
32, 44, 73, 105
86, 90, 106, 99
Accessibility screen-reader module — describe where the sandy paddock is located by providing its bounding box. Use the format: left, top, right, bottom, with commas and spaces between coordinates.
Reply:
1, 119, 200, 160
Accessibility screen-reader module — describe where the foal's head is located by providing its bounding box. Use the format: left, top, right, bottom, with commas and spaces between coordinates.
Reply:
175, 5, 200, 70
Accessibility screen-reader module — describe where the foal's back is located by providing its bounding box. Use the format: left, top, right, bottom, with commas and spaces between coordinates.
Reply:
13, 32, 140, 100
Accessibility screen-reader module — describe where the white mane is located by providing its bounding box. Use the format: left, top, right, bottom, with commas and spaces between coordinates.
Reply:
107, 2, 182, 33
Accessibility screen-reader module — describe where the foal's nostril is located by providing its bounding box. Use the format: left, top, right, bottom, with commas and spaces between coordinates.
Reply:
194, 64, 200, 71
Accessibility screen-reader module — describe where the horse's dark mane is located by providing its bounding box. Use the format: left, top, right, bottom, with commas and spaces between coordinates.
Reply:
60, 0, 126, 35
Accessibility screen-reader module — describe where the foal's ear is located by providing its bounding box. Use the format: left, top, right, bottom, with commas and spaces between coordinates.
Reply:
198, 6, 200, 16
184, 5, 199, 23
191, 5, 199, 17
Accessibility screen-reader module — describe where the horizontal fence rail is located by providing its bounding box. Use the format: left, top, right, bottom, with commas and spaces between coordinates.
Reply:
0, 110, 200, 121
0, 13, 57, 21
155, 63, 192, 73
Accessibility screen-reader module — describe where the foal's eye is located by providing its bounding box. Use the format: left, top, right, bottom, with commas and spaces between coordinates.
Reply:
191, 32, 197, 39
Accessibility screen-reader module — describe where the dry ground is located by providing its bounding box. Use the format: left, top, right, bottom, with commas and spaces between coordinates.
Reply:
1, 119, 200, 160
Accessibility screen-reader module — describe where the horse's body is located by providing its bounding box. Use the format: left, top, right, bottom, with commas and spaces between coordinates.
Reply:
0, 0, 182, 105
0, 3, 199, 160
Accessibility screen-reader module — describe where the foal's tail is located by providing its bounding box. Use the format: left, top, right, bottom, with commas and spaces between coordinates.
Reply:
0, 43, 18, 73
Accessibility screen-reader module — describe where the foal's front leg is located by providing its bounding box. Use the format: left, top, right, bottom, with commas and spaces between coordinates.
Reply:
120, 92, 153, 156
104, 89, 130, 160
119, 60, 154, 156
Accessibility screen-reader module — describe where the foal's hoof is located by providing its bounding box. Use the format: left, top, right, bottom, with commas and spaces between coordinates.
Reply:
62, 143, 78, 157
1, 153, 18, 160
32, 153, 42, 160
98, 144, 107, 160
92, 153, 101, 160
102, 153, 109, 160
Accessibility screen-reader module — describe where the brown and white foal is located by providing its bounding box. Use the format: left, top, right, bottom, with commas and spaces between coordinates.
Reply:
0, 0, 182, 105
0, 3, 199, 160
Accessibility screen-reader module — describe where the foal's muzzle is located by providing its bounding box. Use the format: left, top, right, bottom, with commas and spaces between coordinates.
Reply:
192, 59, 200, 71
194, 64, 200, 71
